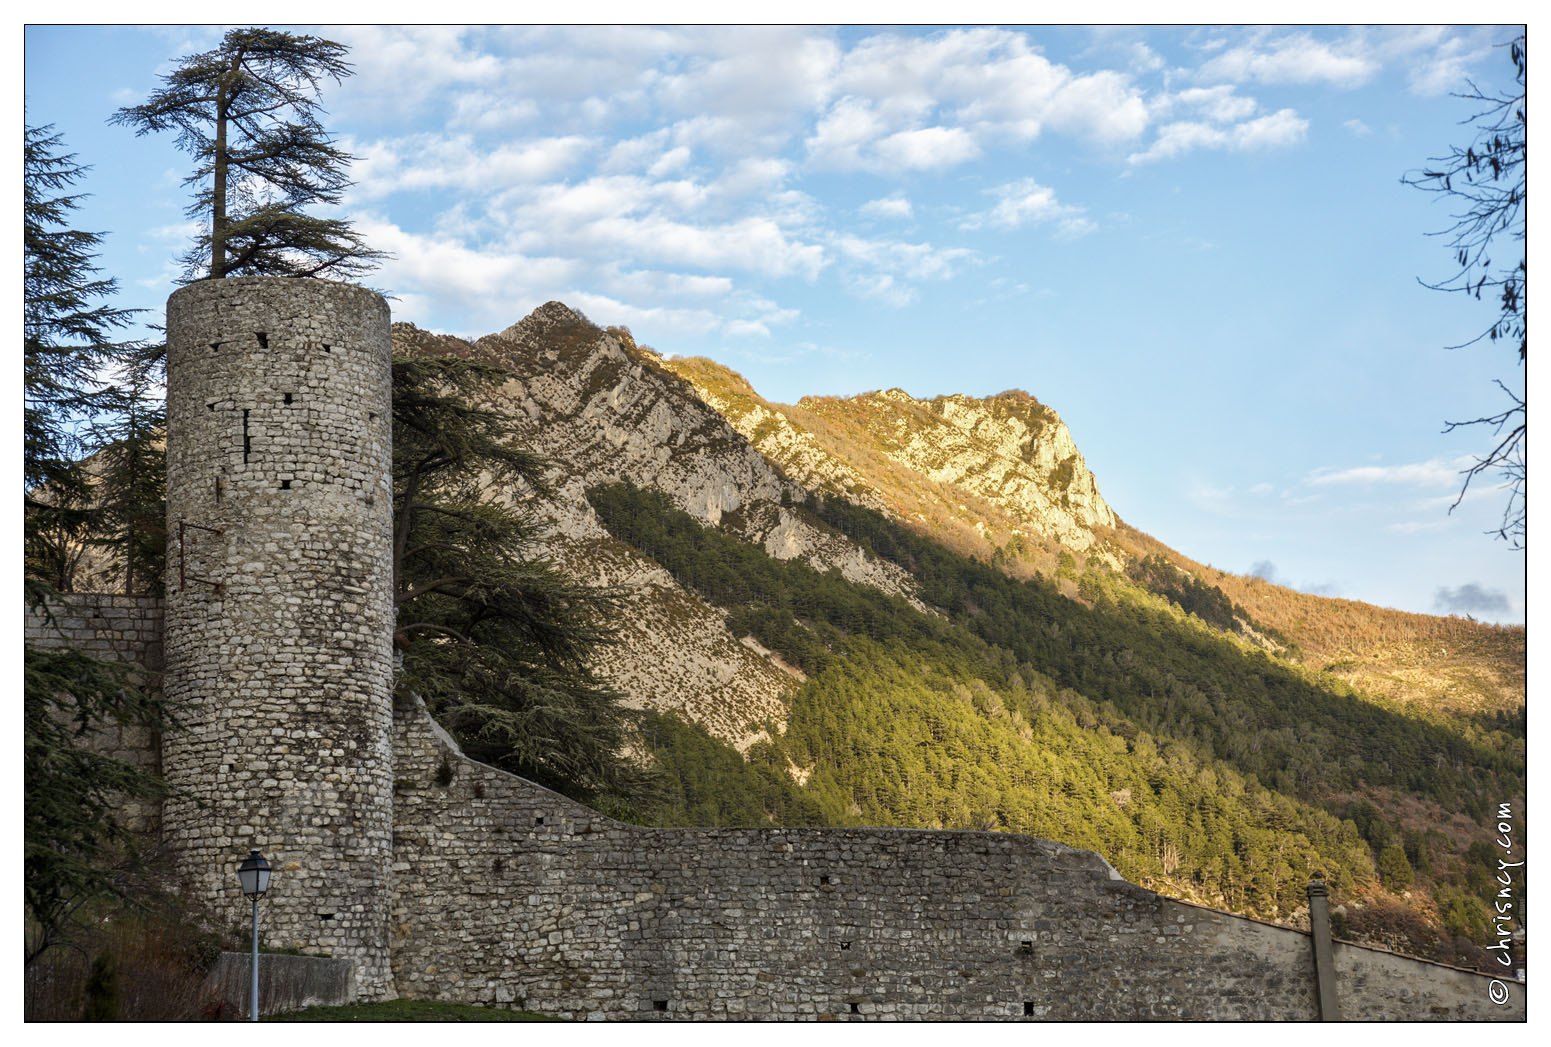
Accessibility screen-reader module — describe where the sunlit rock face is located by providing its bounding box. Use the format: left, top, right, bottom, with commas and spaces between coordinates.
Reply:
390, 304, 918, 752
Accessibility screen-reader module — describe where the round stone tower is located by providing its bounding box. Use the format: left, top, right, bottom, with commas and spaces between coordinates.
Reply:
162, 277, 396, 999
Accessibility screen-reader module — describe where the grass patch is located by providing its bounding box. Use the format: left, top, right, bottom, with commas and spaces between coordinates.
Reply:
270, 999, 559, 1022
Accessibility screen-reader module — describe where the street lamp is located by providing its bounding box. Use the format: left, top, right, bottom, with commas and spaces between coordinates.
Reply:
237, 850, 272, 1022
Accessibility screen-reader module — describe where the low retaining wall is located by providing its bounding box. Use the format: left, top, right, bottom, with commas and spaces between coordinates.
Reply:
207, 953, 353, 1017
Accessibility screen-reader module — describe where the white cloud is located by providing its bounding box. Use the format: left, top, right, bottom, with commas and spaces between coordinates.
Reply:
648, 146, 693, 178
1235, 109, 1309, 150
1128, 122, 1225, 164
860, 195, 914, 220
830, 235, 974, 282
1128, 108, 1307, 164
805, 96, 889, 169
565, 291, 730, 339
961, 178, 1093, 237
1041, 70, 1150, 143
655, 29, 840, 132
1198, 31, 1378, 89
348, 134, 594, 199
501, 175, 828, 280
724, 319, 772, 337
1386, 518, 1453, 535
807, 29, 1152, 170
598, 267, 735, 301
1343, 118, 1373, 138
874, 126, 980, 170
355, 215, 582, 332
845, 273, 915, 308
1172, 85, 1258, 124
333, 27, 505, 118
1306, 457, 1472, 489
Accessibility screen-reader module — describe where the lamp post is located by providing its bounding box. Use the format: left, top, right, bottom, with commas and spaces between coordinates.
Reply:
237, 850, 272, 1022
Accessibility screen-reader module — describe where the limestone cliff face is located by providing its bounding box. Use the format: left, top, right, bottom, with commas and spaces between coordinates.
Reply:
663, 356, 1117, 558
391, 304, 916, 749
469, 304, 915, 597
830, 387, 1118, 549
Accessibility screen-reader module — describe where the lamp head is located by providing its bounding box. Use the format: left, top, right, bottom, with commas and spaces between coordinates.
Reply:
237, 850, 272, 898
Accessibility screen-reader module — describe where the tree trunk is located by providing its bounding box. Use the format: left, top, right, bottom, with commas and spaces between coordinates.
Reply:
211, 54, 240, 278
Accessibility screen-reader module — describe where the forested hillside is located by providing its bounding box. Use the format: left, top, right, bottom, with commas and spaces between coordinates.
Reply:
587, 482, 1522, 967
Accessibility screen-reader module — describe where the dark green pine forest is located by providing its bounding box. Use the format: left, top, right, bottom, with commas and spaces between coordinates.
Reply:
589, 483, 1524, 968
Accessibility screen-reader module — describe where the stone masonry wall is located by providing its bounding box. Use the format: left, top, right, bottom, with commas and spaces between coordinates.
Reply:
391, 698, 1523, 1021
161, 278, 396, 1000
24, 593, 165, 833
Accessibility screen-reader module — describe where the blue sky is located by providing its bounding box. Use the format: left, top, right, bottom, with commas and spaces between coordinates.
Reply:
21, 23, 1528, 623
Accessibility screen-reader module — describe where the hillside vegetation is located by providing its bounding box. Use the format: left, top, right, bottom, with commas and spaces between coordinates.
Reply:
589, 481, 1522, 967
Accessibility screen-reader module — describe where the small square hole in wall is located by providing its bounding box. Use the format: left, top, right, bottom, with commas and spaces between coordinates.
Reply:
653, 1000, 668, 1012
819, 875, 832, 886
280, 480, 292, 490
839, 941, 852, 951
322, 343, 332, 352
849, 1003, 860, 1015
318, 913, 335, 922
1020, 940, 1033, 954
283, 392, 293, 405
209, 341, 221, 351
208, 402, 216, 411
1023, 1002, 1035, 1017
256, 332, 268, 349
534, 815, 546, 827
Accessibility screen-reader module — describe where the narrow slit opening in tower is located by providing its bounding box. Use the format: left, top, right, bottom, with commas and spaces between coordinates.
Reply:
849, 1003, 860, 1015
280, 480, 291, 490
1023, 1002, 1035, 1017
242, 409, 251, 463
256, 332, 268, 350
322, 343, 332, 352
283, 392, 293, 406
208, 402, 216, 411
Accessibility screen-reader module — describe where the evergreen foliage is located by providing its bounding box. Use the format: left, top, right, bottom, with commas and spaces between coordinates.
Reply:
391, 352, 646, 804
112, 27, 384, 281
635, 713, 828, 828
23, 125, 136, 491
589, 481, 1520, 940
87, 342, 167, 596
23, 125, 175, 969
24, 125, 139, 594
24, 645, 169, 966
1126, 552, 1246, 635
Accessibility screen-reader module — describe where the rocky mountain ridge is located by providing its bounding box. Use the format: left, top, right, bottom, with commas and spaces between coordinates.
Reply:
661, 355, 1121, 574
392, 304, 921, 750
394, 302, 1522, 746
